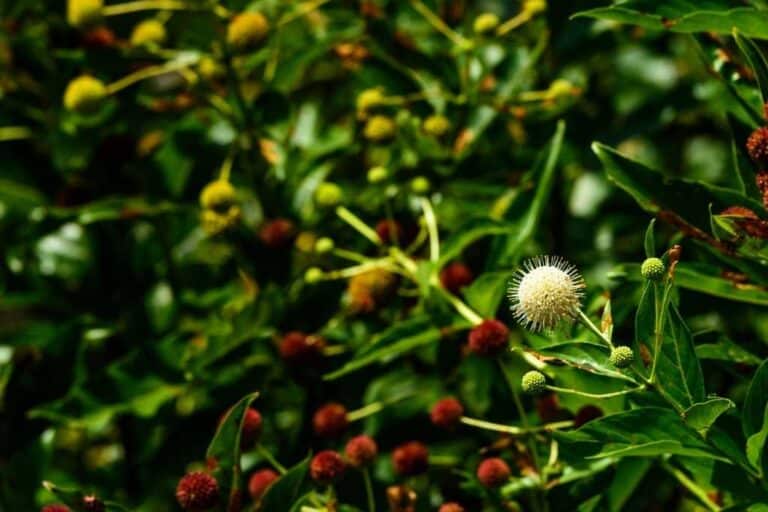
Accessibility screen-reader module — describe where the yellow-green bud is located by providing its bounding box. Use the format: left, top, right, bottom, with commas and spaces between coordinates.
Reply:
67, 0, 102, 28
227, 12, 269, 50
523, 0, 547, 16
130, 19, 166, 47
363, 115, 396, 142
521, 371, 546, 395
63, 75, 107, 114
610, 346, 635, 369
422, 114, 451, 137
305, 267, 324, 283
315, 182, 343, 207
200, 180, 237, 211
473, 12, 500, 34
410, 176, 431, 195
356, 87, 386, 115
367, 166, 388, 183
640, 257, 665, 281
198, 56, 225, 81
315, 237, 335, 254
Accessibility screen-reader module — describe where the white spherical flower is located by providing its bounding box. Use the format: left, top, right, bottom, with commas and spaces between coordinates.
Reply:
508, 256, 585, 332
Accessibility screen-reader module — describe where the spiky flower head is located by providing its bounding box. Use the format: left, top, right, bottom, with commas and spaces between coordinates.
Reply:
200, 180, 236, 211
176, 472, 219, 511
310, 450, 346, 484
508, 256, 584, 332
430, 397, 464, 429
367, 166, 389, 183
42, 505, 71, 512
304, 267, 324, 284
356, 87, 386, 117
521, 370, 546, 395
312, 402, 349, 438
227, 12, 269, 50
476, 457, 511, 488
130, 19, 167, 47
640, 257, 665, 281
747, 126, 768, 167
64, 75, 107, 114
473, 13, 500, 34
67, 0, 102, 28
345, 435, 379, 467
410, 176, 431, 195
610, 346, 634, 368
392, 441, 429, 476
315, 237, 335, 254
523, 0, 547, 16
248, 469, 279, 501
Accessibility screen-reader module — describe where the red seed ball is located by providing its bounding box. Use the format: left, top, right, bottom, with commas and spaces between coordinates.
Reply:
279, 331, 326, 366
82, 496, 105, 512
375, 219, 403, 244
439, 503, 466, 512
747, 126, 768, 167
310, 450, 346, 484
477, 457, 511, 488
248, 469, 279, 501
312, 402, 349, 438
574, 405, 603, 428
430, 397, 464, 429
176, 472, 220, 511
41, 505, 71, 512
258, 218, 296, 249
439, 262, 474, 294
345, 435, 379, 467
468, 319, 510, 356
392, 441, 429, 476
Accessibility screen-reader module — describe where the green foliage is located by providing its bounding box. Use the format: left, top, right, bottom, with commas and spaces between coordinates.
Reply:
3, 0, 768, 511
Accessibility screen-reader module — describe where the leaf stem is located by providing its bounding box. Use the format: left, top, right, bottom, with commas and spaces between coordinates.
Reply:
362, 468, 376, 512
649, 281, 673, 382
577, 310, 615, 350
459, 416, 574, 435
336, 206, 382, 246
434, 286, 483, 325
0, 126, 33, 141
256, 444, 287, 474
660, 460, 720, 512
419, 198, 440, 262
409, 0, 470, 48
546, 384, 645, 399
105, 59, 193, 95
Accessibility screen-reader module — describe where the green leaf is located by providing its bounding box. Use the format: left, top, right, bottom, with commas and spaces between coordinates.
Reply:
593, 142, 764, 233
655, 303, 706, 409
42, 481, 128, 511
683, 397, 735, 435
555, 407, 726, 462
644, 218, 656, 258
438, 218, 515, 265
323, 320, 458, 381
607, 458, 652, 512
206, 392, 259, 511
734, 31, 768, 108
463, 271, 510, 318
727, 114, 762, 201
746, 404, 768, 476
574, 2, 768, 39
260, 455, 310, 511
612, 263, 768, 306
743, 359, 768, 437
696, 338, 762, 365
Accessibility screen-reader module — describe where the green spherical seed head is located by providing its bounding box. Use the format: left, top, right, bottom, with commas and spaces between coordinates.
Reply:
367, 166, 388, 184
521, 371, 546, 395
641, 257, 665, 281
315, 182, 343, 207
305, 267, 324, 283
610, 346, 634, 368
410, 176, 431, 195
315, 237, 334, 254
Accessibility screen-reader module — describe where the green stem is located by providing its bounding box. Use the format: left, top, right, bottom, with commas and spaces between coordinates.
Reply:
459, 416, 573, 435
419, 198, 440, 262
577, 310, 614, 349
546, 384, 645, 399
362, 468, 376, 512
409, 0, 470, 48
256, 444, 287, 474
0, 126, 32, 141
434, 286, 483, 325
331, 247, 369, 264
105, 59, 193, 94
661, 460, 720, 512
321, 259, 400, 280
649, 281, 673, 382
336, 206, 382, 246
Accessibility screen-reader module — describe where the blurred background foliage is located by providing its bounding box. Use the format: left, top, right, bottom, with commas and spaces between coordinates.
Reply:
2, 0, 768, 510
